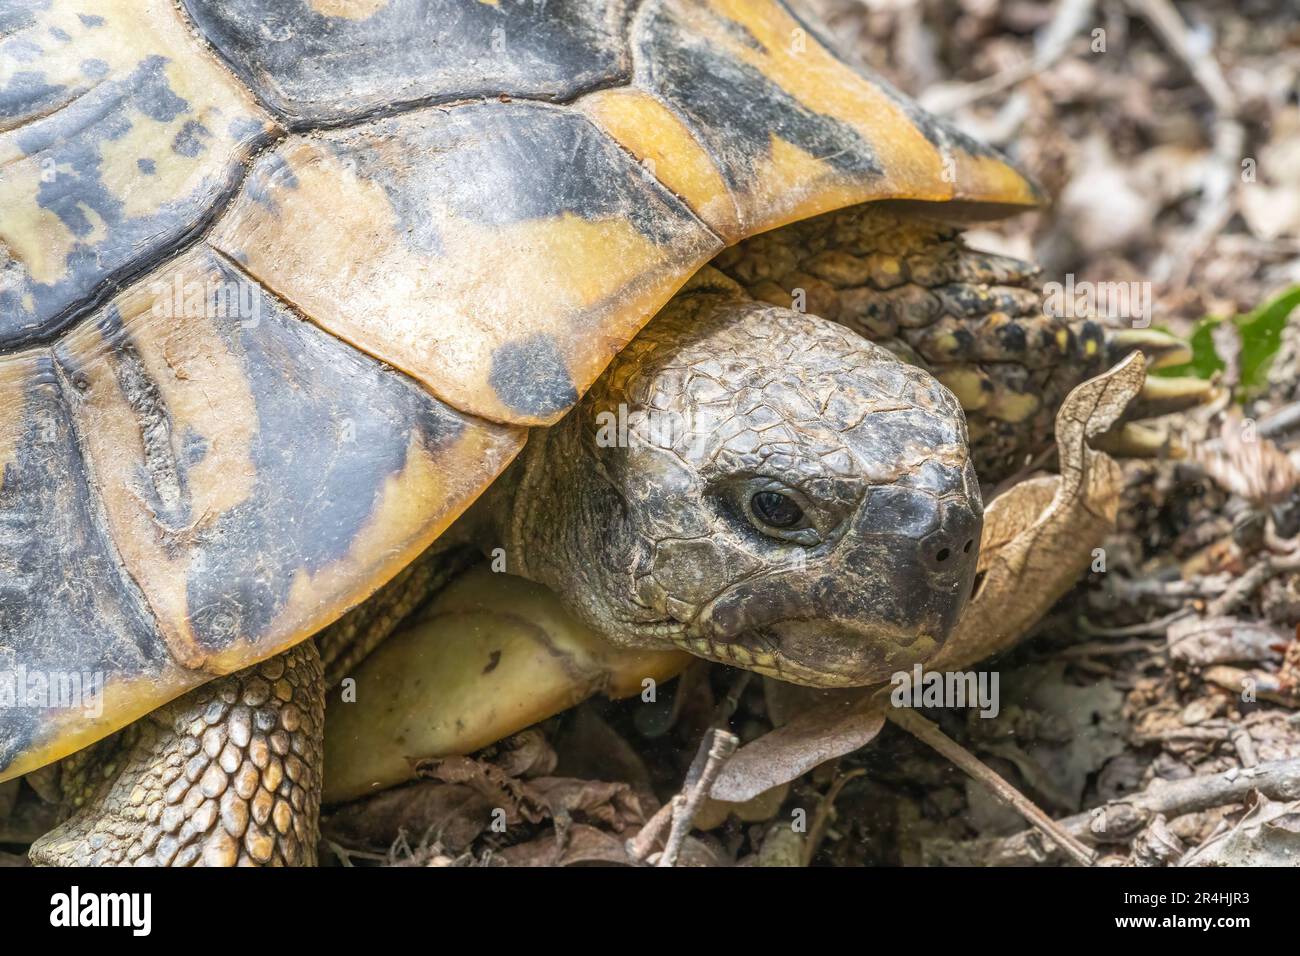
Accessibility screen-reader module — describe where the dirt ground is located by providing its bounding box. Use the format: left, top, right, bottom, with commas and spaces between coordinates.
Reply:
4, 0, 1298, 868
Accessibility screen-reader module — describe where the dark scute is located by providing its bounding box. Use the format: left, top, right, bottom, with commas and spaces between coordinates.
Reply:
1, 57, 266, 351
0, 356, 168, 777
489, 334, 579, 419
636, 2, 881, 192
322, 102, 699, 252
168, 254, 469, 650
182, 0, 631, 127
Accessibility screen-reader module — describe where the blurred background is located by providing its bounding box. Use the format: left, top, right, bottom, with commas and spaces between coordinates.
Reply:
811, 0, 1299, 333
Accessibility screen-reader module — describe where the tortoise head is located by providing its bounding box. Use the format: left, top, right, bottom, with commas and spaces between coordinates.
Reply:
499, 292, 982, 687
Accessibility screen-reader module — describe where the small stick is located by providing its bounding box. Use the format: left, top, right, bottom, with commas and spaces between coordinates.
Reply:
713, 671, 754, 729
625, 801, 675, 864
1204, 553, 1296, 619
887, 708, 1096, 867
658, 729, 739, 867
1078, 607, 1192, 638
804, 769, 867, 867
1231, 729, 1259, 769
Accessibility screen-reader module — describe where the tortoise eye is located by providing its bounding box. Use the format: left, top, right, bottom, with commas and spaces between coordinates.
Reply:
750, 491, 804, 529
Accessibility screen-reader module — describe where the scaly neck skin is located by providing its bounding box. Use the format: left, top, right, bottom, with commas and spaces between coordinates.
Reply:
457, 412, 666, 649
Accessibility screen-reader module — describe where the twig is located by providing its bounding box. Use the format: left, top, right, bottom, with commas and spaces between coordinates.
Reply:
1058, 637, 1163, 658
804, 768, 867, 867
886, 707, 1096, 866
1078, 607, 1192, 637
1257, 401, 1300, 441
1231, 728, 1259, 769
1203, 665, 1300, 707
974, 758, 1300, 865
1100, 574, 1231, 607
625, 801, 675, 864
658, 729, 739, 867
713, 671, 753, 729
1203, 545, 1300, 620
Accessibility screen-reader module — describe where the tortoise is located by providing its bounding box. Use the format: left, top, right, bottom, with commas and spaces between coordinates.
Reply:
0, 0, 1200, 866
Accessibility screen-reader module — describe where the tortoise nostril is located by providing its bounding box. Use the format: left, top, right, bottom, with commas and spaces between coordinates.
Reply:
963, 539, 973, 554
935, 547, 951, 563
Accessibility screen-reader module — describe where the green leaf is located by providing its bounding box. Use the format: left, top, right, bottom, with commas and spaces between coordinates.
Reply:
1238, 286, 1300, 393
1154, 286, 1300, 397
1154, 317, 1224, 380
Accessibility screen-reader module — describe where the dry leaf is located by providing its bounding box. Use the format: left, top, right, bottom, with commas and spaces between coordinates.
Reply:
1192, 407, 1300, 506
710, 693, 885, 803
323, 781, 492, 854
1181, 793, 1300, 866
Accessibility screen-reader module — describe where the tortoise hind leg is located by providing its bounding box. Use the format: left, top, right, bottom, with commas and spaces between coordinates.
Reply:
30, 642, 324, 867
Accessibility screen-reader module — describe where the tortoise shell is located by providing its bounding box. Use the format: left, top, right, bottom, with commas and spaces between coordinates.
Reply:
0, 0, 1039, 779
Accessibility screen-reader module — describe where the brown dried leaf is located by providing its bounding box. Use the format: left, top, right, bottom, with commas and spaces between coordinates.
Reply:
1182, 793, 1300, 866
709, 692, 885, 803
931, 352, 1145, 671
493, 824, 635, 867
525, 778, 653, 832
323, 781, 492, 854
414, 754, 538, 824
1192, 407, 1300, 506
490, 728, 558, 779
494, 825, 723, 867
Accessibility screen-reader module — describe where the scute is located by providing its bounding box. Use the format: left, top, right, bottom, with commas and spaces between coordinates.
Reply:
0, 0, 275, 348
181, 0, 633, 127
210, 101, 723, 425
0, 349, 171, 781
588, 0, 1040, 241
0, 247, 523, 781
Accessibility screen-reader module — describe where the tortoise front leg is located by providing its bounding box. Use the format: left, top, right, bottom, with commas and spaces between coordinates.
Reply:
30, 642, 324, 867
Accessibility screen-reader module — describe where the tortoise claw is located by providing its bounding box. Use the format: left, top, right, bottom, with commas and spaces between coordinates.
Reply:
1092, 421, 1187, 459
1107, 328, 1193, 370
1130, 374, 1222, 419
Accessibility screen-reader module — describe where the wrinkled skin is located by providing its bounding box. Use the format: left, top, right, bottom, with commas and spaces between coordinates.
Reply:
483, 278, 982, 687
